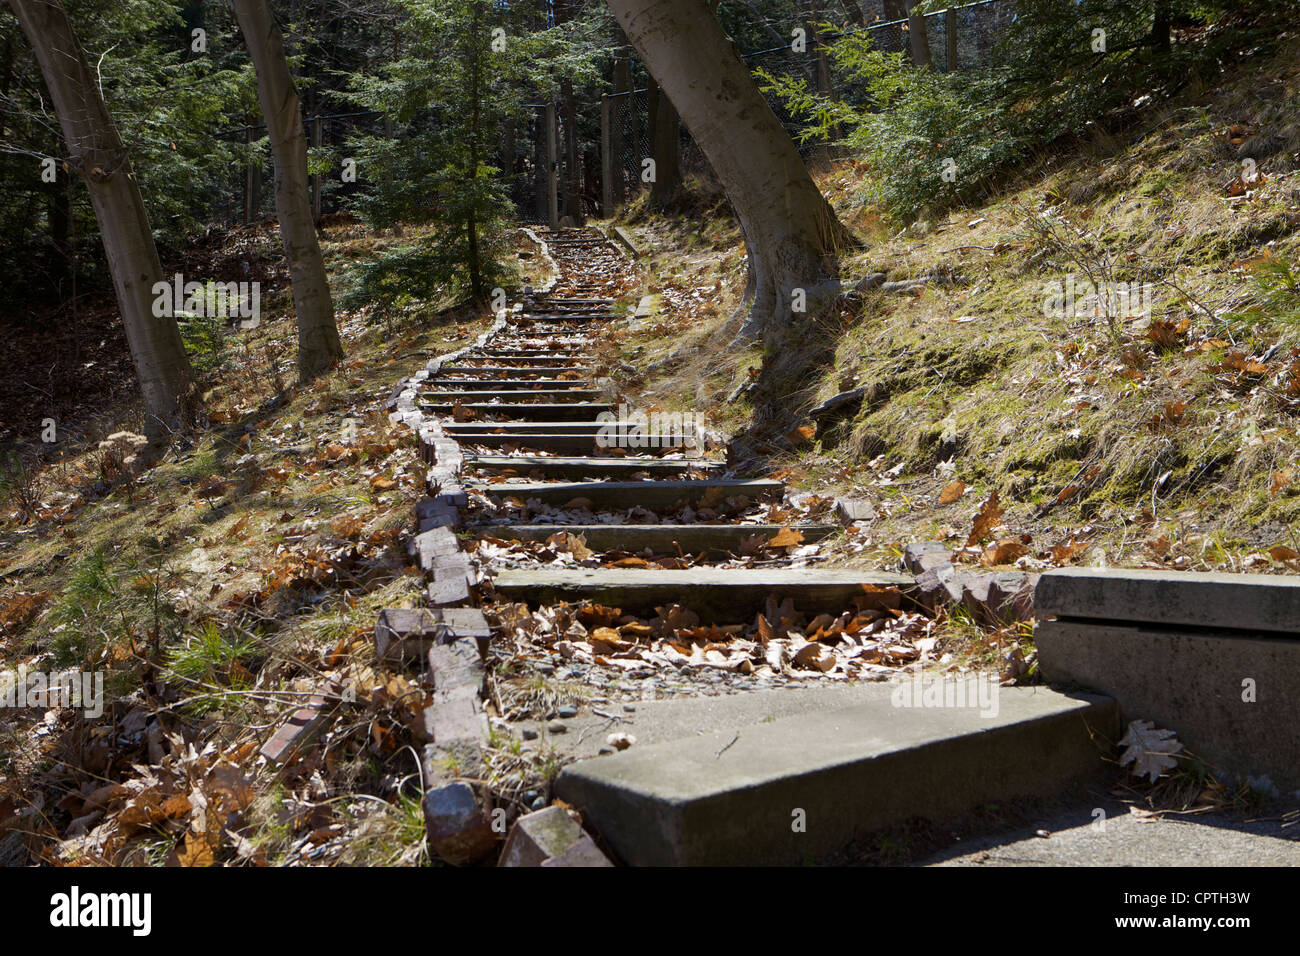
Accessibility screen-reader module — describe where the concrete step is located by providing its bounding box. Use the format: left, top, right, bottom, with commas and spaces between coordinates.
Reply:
450, 433, 606, 452
501, 326, 604, 336
555, 683, 1117, 865
473, 478, 781, 509
425, 379, 594, 390
490, 567, 911, 619
1037, 566, 1300, 633
465, 456, 721, 478
459, 355, 592, 364
437, 365, 593, 377
422, 390, 603, 402
1036, 567, 1300, 791
447, 421, 610, 432
469, 522, 837, 553
422, 403, 614, 421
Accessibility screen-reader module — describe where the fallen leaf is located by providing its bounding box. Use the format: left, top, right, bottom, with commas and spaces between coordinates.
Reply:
938, 480, 966, 505
1118, 719, 1184, 783
767, 526, 804, 549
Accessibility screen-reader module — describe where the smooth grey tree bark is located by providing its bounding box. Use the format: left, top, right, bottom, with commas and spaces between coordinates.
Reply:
607, 0, 852, 341
232, 0, 343, 381
7, 0, 194, 441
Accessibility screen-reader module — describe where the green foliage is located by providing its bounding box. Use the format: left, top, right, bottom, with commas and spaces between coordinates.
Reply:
165, 620, 258, 689
761, 1, 1274, 223
0, 0, 253, 302
1230, 253, 1300, 332
346, 0, 597, 299
48, 544, 185, 668
176, 285, 232, 375
761, 39, 1013, 222
340, 229, 514, 318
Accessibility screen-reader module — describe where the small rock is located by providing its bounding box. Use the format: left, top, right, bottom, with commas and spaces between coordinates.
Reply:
622, 704, 636, 713
547, 721, 567, 734
498, 806, 611, 867
834, 498, 875, 525
424, 782, 497, 866
521, 727, 539, 740
557, 704, 578, 719
529, 795, 548, 811
903, 540, 951, 574
534, 662, 555, 676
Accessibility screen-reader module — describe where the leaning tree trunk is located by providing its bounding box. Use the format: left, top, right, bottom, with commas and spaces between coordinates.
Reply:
8, 0, 193, 441
233, 0, 343, 381
607, 0, 851, 341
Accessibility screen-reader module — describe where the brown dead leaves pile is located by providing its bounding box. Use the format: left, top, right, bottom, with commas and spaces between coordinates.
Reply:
490, 591, 932, 689
53, 737, 259, 866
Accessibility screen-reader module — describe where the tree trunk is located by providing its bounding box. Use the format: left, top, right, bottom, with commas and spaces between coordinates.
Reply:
1150, 2, 1171, 54
806, 0, 833, 96
9, 0, 193, 440
232, 0, 343, 381
647, 82, 681, 208
840, 0, 867, 27
607, 0, 851, 342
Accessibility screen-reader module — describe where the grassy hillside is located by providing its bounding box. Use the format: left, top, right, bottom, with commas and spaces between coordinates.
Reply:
613, 34, 1300, 577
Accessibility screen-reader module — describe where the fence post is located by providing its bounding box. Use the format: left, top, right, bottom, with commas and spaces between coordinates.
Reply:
612, 58, 630, 210
310, 116, 323, 224
600, 93, 614, 218
243, 124, 259, 222
946, 7, 958, 71
907, 3, 932, 68
545, 102, 559, 229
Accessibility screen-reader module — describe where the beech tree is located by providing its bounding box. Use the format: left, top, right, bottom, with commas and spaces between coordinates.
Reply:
606, 0, 853, 341
6, 0, 194, 440
232, 0, 343, 380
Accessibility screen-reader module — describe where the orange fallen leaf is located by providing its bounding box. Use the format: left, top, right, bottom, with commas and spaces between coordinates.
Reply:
938, 480, 966, 505
767, 526, 804, 549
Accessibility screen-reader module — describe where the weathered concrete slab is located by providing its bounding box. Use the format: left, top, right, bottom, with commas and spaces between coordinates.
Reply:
923, 796, 1300, 867
425, 379, 593, 390
465, 456, 720, 478
423, 390, 604, 402
1037, 619, 1300, 790
426, 403, 613, 421
470, 523, 837, 553
555, 685, 1117, 865
447, 421, 613, 432
475, 478, 781, 509
498, 806, 612, 867
491, 567, 910, 619
423, 640, 488, 747
375, 607, 490, 662
612, 225, 642, 256
467, 353, 595, 363
1036, 567, 1300, 633
438, 365, 593, 376
447, 433, 605, 452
